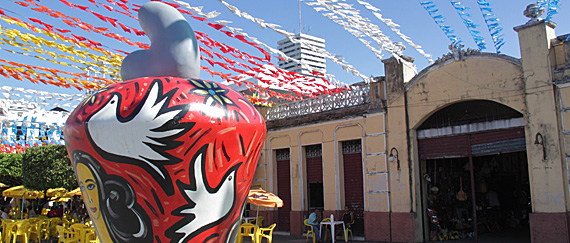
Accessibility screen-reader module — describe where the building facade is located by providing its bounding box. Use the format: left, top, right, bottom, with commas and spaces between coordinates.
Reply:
277, 33, 326, 76
251, 17, 570, 243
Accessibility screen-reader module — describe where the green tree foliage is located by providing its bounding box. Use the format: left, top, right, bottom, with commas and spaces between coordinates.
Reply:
22, 145, 77, 191
0, 153, 23, 186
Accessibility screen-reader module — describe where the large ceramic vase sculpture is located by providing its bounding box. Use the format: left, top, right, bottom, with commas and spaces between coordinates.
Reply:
63, 2, 266, 242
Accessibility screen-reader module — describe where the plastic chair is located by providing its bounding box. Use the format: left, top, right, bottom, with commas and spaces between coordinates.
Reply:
2, 219, 17, 243
237, 223, 256, 243
46, 218, 62, 239
11, 221, 32, 243
256, 223, 276, 243
61, 219, 73, 229
70, 223, 87, 230
345, 220, 354, 241
29, 220, 44, 242
56, 225, 79, 243
321, 218, 331, 241
303, 219, 315, 243
85, 230, 100, 243
70, 223, 91, 243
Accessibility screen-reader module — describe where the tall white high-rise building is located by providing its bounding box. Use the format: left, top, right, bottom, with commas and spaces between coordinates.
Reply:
277, 33, 326, 76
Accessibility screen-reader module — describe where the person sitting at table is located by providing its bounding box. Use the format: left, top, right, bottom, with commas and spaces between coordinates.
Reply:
53, 205, 64, 218
1, 207, 11, 219
308, 208, 322, 242
334, 205, 354, 238
342, 205, 354, 227
27, 206, 37, 218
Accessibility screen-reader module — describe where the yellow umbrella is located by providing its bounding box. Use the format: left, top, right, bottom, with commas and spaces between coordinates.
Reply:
2, 185, 44, 199
46, 188, 69, 198
0, 182, 8, 187
2, 185, 44, 219
66, 187, 81, 197
50, 197, 70, 203
23, 190, 44, 200
2, 185, 26, 197
49, 187, 81, 201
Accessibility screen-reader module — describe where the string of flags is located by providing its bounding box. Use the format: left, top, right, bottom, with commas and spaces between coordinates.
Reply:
419, 1, 463, 48
213, 0, 371, 83
356, 0, 433, 63
450, 1, 486, 50
0, 117, 66, 153
306, 0, 389, 61
544, 0, 560, 22
171, 0, 344, 87
477, 0, 505, 53
1, 0, 558, 153
1, 0, 344, 101
0, 85, 86, 107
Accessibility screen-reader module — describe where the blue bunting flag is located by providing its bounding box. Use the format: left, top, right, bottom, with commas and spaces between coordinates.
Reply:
544, 0, 560, 22
477, 0, 505, 53
419, 0, 462, 48
450, 1, 486, 50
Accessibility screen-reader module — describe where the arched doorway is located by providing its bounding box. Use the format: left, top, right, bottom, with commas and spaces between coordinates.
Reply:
417, 100, 531, 242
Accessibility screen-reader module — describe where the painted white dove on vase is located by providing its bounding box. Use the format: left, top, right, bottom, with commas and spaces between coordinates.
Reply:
86, 81, 187, 195
168, 145, 241, 243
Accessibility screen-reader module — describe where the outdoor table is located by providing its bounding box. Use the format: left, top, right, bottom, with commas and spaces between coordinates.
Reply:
242, 216, 257, 223
320, 220, 347, 243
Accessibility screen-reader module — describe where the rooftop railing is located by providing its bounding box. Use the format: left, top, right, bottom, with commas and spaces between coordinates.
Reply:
266, 84, 372, 121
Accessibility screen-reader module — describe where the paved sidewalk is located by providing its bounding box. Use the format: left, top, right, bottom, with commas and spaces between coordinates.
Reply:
239, 231, 530, 243
239, 227, 530, 243
240, 234, 375, 243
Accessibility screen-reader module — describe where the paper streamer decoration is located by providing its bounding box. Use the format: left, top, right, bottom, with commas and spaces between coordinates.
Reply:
544, 0, 560, 22
303, 0, 385, 60
419, 1, 462, 48
0, 85, 86, 108
0, 0, 348, 108
52, 0, 343, 98
356, 0, 433, 63
536, 0, 549, 16
0, 15, 123, 66
0, 58, 113, 90
304, 0, 418, 72
477, 0, 505, 53
214, 0, 371, 83
171, 0, 321, 79
450, 1, 486, 50
0, 117, 66, 154
166, 0, 346, 93
8, 1, 148, 49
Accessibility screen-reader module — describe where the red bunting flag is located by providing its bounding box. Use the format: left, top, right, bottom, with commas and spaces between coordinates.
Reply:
55, 28, 71, 33
102, 4, 114, 11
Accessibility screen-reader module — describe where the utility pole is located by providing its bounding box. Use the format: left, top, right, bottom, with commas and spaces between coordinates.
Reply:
299, 0, 302, 34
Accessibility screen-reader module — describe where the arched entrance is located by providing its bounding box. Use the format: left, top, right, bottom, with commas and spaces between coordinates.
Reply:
417, 100, 531, 242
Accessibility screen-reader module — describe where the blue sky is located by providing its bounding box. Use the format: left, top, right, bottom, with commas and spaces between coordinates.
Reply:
0, 0, 568, 107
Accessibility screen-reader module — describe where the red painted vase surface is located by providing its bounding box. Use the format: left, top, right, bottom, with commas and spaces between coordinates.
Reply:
64, 77, 266, 242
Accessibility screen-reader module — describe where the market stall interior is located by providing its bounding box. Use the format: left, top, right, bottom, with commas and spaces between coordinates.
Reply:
421, 151, 530, 241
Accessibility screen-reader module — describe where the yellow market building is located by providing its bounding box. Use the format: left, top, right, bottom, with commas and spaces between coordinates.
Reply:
250, 17, 570, 243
